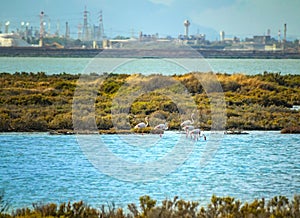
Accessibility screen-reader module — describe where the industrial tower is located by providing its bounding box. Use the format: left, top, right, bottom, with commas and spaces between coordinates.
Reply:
82, 6, 89, 41
283, 23, 287, 50
39, 11, 45, 47
184, 20, 190, 38
65, 22, 70, 39
284, 23, 287, 42
220, 30, 225, 42
97, 10, 105, 40
5, 21, 10, 34
77, 23, 82, 40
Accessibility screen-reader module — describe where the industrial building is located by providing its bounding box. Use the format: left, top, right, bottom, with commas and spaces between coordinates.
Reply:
0, 33, 30, 47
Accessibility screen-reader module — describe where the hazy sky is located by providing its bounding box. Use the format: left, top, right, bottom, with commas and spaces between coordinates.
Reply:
0, 0, 299, 40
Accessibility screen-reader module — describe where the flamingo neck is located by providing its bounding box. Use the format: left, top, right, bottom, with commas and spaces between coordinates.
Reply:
191, 113, 194, 124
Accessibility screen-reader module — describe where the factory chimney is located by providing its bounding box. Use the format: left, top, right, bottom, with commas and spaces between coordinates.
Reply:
284, 23, 287, 42
65, 22, 70, 39
220, 31, 225, 42
39, 11, 45, 47
5, 21, 10, 33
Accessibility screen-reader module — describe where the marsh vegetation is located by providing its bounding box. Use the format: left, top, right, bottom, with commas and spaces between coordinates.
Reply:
0, 71, 299, 132
1, 191, 300, 218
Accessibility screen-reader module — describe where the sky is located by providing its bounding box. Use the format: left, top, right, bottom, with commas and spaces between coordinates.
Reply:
0, 0, 299, 40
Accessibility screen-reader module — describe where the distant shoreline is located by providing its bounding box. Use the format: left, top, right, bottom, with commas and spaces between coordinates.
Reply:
1, 46, 300, 58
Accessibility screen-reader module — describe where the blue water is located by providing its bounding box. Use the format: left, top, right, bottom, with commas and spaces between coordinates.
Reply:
1, 131, 299, 210
1, 57, 300, 75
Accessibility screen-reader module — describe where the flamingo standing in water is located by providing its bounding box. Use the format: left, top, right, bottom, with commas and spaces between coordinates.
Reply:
189, 128, 201, 141
189, 129, 207, 141
154, 123, 168, 130
182, 125, 194, 137
134, 117, 148, 134
154, 122, 168, 137
180, 113, 194, 128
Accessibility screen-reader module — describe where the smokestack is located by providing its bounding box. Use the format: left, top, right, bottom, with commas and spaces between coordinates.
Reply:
5, 21, 10, 33
220, 31, 225, 42
55, 20, 60, 37
284, 23, 287, 42
39, 11, 45, 47
65, 22, 70, 39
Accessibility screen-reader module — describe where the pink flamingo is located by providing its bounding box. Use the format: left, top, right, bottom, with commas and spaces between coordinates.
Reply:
189, 128, 201, 141
180, 113, 194, 128
134, 117, 148, 134
154, 122, 168, 137
183, 125, 194, 137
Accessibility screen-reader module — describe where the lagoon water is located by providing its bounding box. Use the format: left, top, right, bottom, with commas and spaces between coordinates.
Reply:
1, 57, 300, 75
1, 56, 300, 210
0, 131, 300, 209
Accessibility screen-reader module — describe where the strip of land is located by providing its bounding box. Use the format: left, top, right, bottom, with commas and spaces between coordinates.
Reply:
1, 47, 300, 58
0, 72, 299, 133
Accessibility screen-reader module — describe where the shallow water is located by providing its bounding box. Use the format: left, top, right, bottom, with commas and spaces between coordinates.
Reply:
0, 131, 299, 209
1, 57, 300, 75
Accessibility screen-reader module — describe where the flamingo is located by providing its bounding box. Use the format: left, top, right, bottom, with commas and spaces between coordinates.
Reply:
154, 122, 168, 137
134, 117, 148, 134
182, 125, 194, 137
180, 113, 194, 128
189, 129, 207, 141
154, 123, 168, 130
189, 128, 201, 141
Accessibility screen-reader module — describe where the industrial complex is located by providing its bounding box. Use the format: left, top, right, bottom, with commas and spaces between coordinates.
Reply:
0, 7, 299, 58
